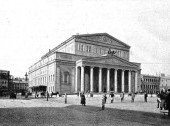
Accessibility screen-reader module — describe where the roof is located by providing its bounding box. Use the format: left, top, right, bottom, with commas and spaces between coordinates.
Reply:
74, 33, 130, 48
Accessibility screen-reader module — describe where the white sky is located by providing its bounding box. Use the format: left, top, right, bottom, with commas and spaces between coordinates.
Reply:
0, 0, 170, 77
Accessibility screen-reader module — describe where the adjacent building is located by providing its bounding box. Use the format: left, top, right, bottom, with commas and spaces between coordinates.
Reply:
28, 33, 141, 94
0, 70, 10, 95
11, 78, 28, 93
160, 74, 170, 91
141, 74, 160, 94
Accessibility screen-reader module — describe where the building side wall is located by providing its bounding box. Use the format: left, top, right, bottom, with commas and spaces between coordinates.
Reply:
59, 65, 74, 93
57, 39, 75, 54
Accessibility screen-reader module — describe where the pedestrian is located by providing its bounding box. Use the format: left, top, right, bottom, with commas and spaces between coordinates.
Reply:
65, 93, 67, 104
102, 94, 105, 110
110, 92, 115, 103
165, 89, 170, 116
160, 90, 166, 110
131, 92, 135, 102
35, 91, 37, 98
144, 92, 148, 102
46, 91, 49, 101
120, 92, 124, 102
157, 92, 161, 108
104, 94, 107, 103
80, 93, 86, 106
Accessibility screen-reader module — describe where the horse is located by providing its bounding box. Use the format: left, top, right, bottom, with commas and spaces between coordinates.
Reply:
51, 92, 59, 97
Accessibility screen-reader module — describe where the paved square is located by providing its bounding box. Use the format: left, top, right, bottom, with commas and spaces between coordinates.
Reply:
0, 94, 170, 126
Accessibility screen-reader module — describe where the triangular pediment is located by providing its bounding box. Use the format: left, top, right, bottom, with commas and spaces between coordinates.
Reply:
82, 55, 138, 68
77, 33, 130, 48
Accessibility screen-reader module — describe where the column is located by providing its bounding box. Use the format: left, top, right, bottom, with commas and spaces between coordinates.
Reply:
121, 69, 125, 92
107, 68, 110, 92
128, 70, 131, 93
71, 67, 75, 92
81, 66, 85, 92
75, 66, 78, 93
99, 67, 102, 92
114, 69, 117, 93
135, 71, 138, 92
90, 67, 94, 92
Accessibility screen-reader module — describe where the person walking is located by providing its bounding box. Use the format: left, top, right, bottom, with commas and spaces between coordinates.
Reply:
120, 92, 124, 102
102, 94, 106, 110
157, 92, 161, 108
80, 93, 86, 106
65, 93, 67, 104
104, 94, 107, 104
131, 92, 135, 102
144, 92, 148, 102
110, 92, 115, 103
160, 90, 166, 110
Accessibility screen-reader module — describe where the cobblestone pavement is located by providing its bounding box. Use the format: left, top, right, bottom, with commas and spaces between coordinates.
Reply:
0, 94, 170, 126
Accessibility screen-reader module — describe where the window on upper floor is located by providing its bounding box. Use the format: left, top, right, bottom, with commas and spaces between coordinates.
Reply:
86, 45, 91, 52
80, 44, 84, 51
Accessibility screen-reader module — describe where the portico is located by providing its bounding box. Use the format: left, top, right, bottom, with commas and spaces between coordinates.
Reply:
75, 54, 140, 93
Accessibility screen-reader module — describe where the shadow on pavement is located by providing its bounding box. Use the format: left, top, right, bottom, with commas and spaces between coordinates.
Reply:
0, 105, 170, 126
66, 105, 170, 125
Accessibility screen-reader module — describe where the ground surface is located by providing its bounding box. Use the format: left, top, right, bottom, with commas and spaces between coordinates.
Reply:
0, 94, 170, 126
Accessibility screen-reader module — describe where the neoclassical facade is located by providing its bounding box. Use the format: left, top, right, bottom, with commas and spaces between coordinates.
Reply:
28, 33, 141, 94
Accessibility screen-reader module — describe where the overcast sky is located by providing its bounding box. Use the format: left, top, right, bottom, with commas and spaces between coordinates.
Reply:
0, 0, 170, 77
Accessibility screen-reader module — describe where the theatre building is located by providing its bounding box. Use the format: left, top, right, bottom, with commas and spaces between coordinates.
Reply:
28, 33, 141, 94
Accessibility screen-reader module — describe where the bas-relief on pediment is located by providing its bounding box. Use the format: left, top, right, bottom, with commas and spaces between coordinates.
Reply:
89, 58, 134, 67
80, 35, 124, 47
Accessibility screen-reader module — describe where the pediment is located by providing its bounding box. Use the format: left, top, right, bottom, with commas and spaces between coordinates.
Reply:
78, 33, 130, 48
83, 56, 138, 68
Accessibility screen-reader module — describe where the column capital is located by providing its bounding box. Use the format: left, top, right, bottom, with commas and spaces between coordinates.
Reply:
114, 68, 118, 71
90, 66, 94, 69
121, 69, 125, 72
99, 67, 103, 70
134, 70, 138, 73
76, 66, 80, 68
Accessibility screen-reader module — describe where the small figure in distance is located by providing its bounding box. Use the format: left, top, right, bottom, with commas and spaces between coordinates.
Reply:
131, 92, 135, 103
80, 93, 86, 106
102, 94, 106, 110
104, 93, 107, 104
110, 91, 115, 103
144, 92, 148, 102
120, 92, 124, 102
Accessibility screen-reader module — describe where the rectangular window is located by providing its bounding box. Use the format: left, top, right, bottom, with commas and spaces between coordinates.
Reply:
81, 44, 84, 51
95, 48, 98, 53
89, 46, 91, 52
86, 46, 92, 52
86, 46, 88, 52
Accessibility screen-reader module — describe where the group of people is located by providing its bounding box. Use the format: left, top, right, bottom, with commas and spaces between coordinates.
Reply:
80, 91, 138, 110
157, 89, 170, 116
